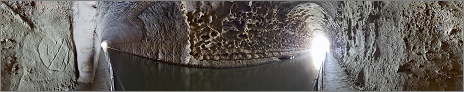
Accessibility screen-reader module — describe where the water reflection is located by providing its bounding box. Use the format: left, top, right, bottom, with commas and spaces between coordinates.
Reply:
108, 49, 319, 91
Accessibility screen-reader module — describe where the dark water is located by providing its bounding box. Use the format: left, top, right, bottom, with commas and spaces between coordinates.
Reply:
107, 49, 319, 91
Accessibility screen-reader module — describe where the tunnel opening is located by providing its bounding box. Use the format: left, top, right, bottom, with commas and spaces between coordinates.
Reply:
101, 41, 108, 49
2, 1, 463, 91
95, 1, 332, 91
310, 33, 330, 70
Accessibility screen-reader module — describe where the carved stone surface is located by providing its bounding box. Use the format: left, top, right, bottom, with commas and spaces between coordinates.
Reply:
96, 1, 191, 66
1, 1, 77, 91
329, 1, 463, 91
0, 1, 461, 91
97, 1, 327, 68
185, 2, 327, 67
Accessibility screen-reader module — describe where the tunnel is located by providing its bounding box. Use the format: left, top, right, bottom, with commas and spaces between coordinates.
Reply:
1, 1, 463, 91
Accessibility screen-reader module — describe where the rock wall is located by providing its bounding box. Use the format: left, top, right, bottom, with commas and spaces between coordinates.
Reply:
96, 1, 191, 66
184, 1, 324, 67
328, 1, 463, 91
96, 1, 336, 68
72, 1, 97, 83
1, 1, 77, 91
2, 1, 461, 91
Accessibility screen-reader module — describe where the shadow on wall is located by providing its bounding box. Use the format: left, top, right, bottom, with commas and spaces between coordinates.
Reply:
95, 1, 332, 68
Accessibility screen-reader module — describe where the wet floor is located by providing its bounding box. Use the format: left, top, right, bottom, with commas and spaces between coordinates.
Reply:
106, 49, 320, 91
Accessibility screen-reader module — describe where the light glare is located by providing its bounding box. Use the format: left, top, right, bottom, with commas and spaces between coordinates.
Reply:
101, 41, 108, 49
311, 35, 330, 69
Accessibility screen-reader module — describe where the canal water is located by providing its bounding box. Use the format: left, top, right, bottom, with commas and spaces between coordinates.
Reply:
107, 49, 319, 91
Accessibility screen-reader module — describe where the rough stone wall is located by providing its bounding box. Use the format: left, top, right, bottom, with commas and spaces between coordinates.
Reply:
96, 1, 191, 66
97, 1, 331, 68
1, 1, 77, 91
329, 1, 463, 91
72, 1, 97, 83
2, 1, 459, 91
184, 1, 326, 67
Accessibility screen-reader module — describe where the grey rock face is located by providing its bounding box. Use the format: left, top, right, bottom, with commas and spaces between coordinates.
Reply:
185, 1, 327, 67
1, 1, 77, 91
2, 1, 460, 91
72, 1, 97, 83
97, 1, 328, 68
328, 1, 463, 91
96, 1, 190, 66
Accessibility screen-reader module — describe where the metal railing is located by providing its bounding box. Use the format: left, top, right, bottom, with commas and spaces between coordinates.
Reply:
312, 52, 327, 91
103, 47, 126, 91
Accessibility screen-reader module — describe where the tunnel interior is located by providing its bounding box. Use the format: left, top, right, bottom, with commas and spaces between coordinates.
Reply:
1, 1, 463, 91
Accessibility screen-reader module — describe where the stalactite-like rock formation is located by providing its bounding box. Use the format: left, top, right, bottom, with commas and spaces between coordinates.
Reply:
97, 1, 328, 68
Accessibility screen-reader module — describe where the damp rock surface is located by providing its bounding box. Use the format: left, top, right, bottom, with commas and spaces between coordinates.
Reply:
185, 1, 327, 67
1, 1, 461, 91
96, 1, 191, 66
97, 1, 328, 68
327, 1, 463, 91
72, 1, 97, 83
1, 1, 77, 91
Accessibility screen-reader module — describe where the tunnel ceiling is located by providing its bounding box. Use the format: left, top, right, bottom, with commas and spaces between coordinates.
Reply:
186, 2, 328, 67
2, 1, 463, 91
100, 1, 330, 68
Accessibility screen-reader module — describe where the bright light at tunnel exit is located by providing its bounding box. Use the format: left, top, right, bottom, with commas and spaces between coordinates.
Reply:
311, 35, 330, 70
101, 41, 108, 49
